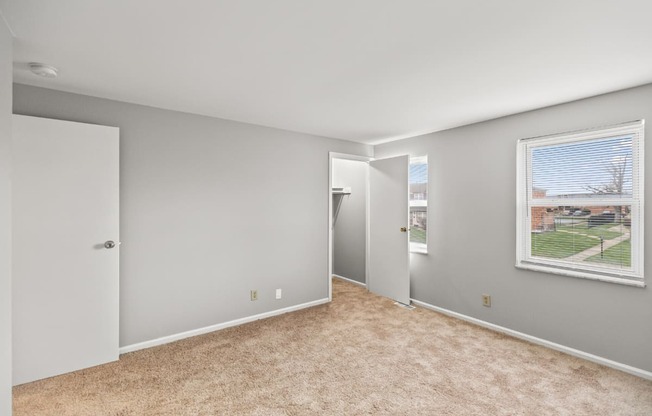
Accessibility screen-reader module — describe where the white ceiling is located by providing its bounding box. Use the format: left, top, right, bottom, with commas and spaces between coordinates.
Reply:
2, 1, 652, 145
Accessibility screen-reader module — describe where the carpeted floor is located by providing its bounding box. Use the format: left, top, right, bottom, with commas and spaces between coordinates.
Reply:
13, 278, 652, 415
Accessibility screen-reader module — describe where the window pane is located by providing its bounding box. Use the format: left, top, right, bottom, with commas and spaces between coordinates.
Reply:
409, 156, 427, 250
518, 121, 643, 283
531, 135, 633, 200
410, 207, 427, 244
530, 205, 631, 269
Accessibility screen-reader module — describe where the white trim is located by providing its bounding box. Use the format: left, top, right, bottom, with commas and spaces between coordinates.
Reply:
329, 152, 373, 163
410, 242, 428, 254
328, 153, 333, 301
365, 157, 371, 289
516, 137, 526, 269
410, 155, 428, 164
516, 262, 644, 287
119, 298, 330, 354
409, 200, 427, 207
635, 123, 645, 279
516, 120, 645, 283
519, 120, 644, 144
332, 274, 366, 287
526, 198, 637, 207
409, 155, 428, 254
516, 263, 645, 287
411, 298, 652, 381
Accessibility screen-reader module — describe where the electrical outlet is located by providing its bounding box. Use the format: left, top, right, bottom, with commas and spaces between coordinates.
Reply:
482, 294, 491, 307
250, 290, 258, 301
275, 289, 282, 300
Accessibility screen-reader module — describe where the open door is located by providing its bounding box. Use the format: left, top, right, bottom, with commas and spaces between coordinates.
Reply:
12, 115, 120, 385
368, 155, 410, 305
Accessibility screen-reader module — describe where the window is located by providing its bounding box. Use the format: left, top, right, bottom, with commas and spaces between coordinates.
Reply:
409, 156, 428, 253
516, 121, 644, 287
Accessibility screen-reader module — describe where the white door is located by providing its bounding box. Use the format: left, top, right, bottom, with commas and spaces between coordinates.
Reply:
368, 155, 410, 305
12, 115, 120, 385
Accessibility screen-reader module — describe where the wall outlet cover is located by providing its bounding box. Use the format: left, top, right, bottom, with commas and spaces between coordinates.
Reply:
482, 294, 491, 307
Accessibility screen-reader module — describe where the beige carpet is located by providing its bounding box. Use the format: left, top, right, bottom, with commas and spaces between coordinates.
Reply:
13, 279, 652, 415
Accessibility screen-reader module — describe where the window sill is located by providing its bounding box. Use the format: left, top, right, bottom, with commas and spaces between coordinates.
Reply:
410, 243, 427, 254
515, 262, 645, 288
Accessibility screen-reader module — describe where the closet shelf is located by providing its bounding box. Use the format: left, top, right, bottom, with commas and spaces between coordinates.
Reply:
332, 187, 351, 195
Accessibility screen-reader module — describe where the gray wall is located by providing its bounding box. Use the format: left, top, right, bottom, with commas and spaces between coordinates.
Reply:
0, 20, 12, 416
13, 84, 371, 347
375, 84, 652, 372
332, 158, 367, 283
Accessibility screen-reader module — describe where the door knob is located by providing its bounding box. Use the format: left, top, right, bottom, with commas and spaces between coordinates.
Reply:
400, 227, 407, 232
104, 240, 116, 249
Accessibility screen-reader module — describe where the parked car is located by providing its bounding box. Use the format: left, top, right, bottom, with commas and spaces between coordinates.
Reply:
588, 212, 615, 227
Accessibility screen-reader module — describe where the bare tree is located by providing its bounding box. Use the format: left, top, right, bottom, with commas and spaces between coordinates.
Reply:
585, 156, 629, 220
585, 157, 628, 195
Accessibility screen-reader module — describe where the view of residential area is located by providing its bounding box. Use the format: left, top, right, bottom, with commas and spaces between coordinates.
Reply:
531, 204, 631, 268
529, 135, 634, 270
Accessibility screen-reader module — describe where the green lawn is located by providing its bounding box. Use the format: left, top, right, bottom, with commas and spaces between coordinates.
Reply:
556, 223, 622, 240
586, 239, 631, 267
410, 227, 426, 244
531, 232, 600, 259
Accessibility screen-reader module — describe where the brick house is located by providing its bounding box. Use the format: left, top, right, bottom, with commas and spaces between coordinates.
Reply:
531, 188, 629, 232
531, 188, 555, 232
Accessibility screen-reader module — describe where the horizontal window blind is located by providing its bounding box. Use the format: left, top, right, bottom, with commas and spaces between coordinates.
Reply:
529, 134, 637, 202
517, 121, 644, 285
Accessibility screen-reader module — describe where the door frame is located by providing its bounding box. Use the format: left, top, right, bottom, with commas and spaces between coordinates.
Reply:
328, 152, 372, 301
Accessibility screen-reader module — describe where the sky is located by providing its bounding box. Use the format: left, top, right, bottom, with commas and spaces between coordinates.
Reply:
409, 161, 427, 184
531, 135, 633, 198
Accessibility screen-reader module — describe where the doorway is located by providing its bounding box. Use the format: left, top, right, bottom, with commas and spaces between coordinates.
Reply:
328, 152, 410, 304
329, 154, 370, 301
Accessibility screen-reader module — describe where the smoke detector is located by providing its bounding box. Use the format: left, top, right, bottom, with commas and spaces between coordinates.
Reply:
29, 62, 58, 78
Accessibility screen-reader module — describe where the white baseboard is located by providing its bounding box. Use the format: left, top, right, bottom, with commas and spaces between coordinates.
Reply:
119, 298, 330, 354
332, 274, 366, 287
411, 299, 652, 381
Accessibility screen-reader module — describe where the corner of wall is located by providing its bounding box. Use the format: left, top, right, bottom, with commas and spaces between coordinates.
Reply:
1, 13, 13, 416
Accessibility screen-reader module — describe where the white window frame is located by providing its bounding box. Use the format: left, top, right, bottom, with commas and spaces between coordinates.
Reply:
516, 121, 645, 287
409, 155, 428, 254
